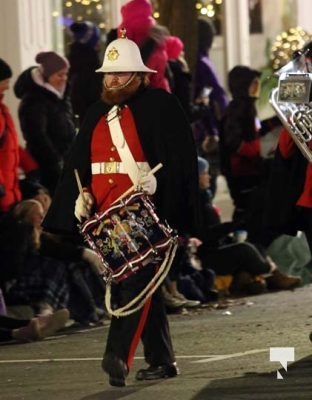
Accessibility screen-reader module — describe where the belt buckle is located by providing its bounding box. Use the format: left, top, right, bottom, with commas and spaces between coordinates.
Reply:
104, 162, 117, 174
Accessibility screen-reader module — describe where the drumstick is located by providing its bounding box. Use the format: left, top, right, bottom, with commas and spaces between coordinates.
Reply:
113, 162, 163, 203
74, 169, 87, 207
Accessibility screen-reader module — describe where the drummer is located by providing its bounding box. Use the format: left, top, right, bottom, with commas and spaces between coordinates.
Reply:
43, 29, 199, 387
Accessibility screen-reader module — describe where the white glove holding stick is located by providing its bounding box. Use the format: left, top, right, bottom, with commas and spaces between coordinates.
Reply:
74, 169, 94, 222
74, 191, 94, 222
138, 173, 157, 195
112, 163, 163, 205
137, 163, 163, 195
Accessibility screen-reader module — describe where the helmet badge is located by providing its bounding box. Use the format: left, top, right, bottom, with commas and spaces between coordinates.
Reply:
107, 47, 119, 61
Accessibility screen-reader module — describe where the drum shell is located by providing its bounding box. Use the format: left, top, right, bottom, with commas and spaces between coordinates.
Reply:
80, 192, 174, 282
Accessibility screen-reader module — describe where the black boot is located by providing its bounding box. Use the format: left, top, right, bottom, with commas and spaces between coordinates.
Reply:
102, 354, 128, 387
135, 363, 179, 381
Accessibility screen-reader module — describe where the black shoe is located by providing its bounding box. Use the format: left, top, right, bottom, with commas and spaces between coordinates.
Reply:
135, 363, 179, 381
205, 289, 219, 302
102, 354, 128, 387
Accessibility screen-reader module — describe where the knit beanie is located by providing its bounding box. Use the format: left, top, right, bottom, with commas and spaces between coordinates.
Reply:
70, 21, 100, 49
198, 17, 216, 52
198, 157, 209, 175
0, 58, 12, 81
35, 51, 69, 80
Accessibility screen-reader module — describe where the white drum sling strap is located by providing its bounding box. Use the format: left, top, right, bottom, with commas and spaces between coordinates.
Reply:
106, 105, 151, 185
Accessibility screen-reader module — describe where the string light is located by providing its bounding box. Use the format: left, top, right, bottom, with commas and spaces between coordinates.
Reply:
270, 26, 312, 71
153, 11, 160, 19
151, 0, 221, 26
52, 0, 108, 54
194, 1, 222, 17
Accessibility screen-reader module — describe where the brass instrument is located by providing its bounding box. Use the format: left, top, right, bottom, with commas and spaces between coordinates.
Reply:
269, 56, 312, 163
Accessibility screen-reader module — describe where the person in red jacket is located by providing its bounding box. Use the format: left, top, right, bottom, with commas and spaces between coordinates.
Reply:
0, 59, 22, 214
117, 0, 171, 92
220, 65, 280, 224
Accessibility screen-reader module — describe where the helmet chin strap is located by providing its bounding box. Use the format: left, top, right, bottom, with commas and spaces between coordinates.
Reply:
104, 72, 137, 91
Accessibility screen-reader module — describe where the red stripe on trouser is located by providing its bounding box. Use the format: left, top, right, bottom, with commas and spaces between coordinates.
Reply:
127, 296, 152, 369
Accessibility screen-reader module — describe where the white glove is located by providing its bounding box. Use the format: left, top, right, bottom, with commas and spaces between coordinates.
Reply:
138, 173, 157, 195
74, 191, 94, 222
82, 248, 106, 275
259, 130, 279, 158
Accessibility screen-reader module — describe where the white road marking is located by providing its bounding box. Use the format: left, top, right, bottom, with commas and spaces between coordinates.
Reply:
0, 349, 268, 364
191, 348, 268, 363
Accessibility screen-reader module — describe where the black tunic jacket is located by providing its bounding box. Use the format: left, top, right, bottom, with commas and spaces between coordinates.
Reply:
43, 86, 200, 238
263, 146, 307, 236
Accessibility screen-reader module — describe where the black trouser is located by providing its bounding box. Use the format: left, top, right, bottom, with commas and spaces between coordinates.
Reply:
226, 175, 262, 224
297, 207, 312, 257
200, 242, 271, 276
0, 315, 29, 342
104, 266, 175, 370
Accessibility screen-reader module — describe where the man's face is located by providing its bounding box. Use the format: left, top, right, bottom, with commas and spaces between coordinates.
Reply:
103, 72, 134, 90
102, 71, 143, 105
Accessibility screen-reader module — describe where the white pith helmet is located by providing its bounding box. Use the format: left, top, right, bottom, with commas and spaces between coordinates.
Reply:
96, 28, 157, 74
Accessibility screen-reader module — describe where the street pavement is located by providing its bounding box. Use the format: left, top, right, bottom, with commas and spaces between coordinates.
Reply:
1, 285, 312, 400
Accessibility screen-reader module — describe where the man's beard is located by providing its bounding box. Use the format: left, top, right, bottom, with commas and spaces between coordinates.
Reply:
101, 75, 142, 105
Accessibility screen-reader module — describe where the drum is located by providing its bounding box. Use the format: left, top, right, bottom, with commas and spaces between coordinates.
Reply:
80, 191, 176, 283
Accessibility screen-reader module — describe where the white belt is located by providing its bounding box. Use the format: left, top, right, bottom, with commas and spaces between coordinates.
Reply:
91, 161, 150, 175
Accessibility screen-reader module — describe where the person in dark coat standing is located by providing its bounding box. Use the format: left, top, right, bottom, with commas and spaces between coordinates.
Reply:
263, 40, 312, 256
14, 51, 76, 196
264, 128, 311, 248
220, 65, 280, 224
43, 31, 199, 387
67, 21, 103, 126
192, 18, 229, 197
193, 18, 228, 124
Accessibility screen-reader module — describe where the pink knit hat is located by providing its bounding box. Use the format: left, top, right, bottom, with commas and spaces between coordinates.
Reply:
165, 36, 184, 60
119, 0, 155, 46
35, 51, 69, 79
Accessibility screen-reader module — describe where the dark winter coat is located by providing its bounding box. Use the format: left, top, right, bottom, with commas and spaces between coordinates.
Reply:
263, 146, 307, 236
14, 67, 76, 195
193, 50, 229, 125
67, 43, 103, 126
43, 86, 200, 238
168, 59, 192, 121
220, 94, 280, 178
197, 188, 239, 250
220, 97, 263, 177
